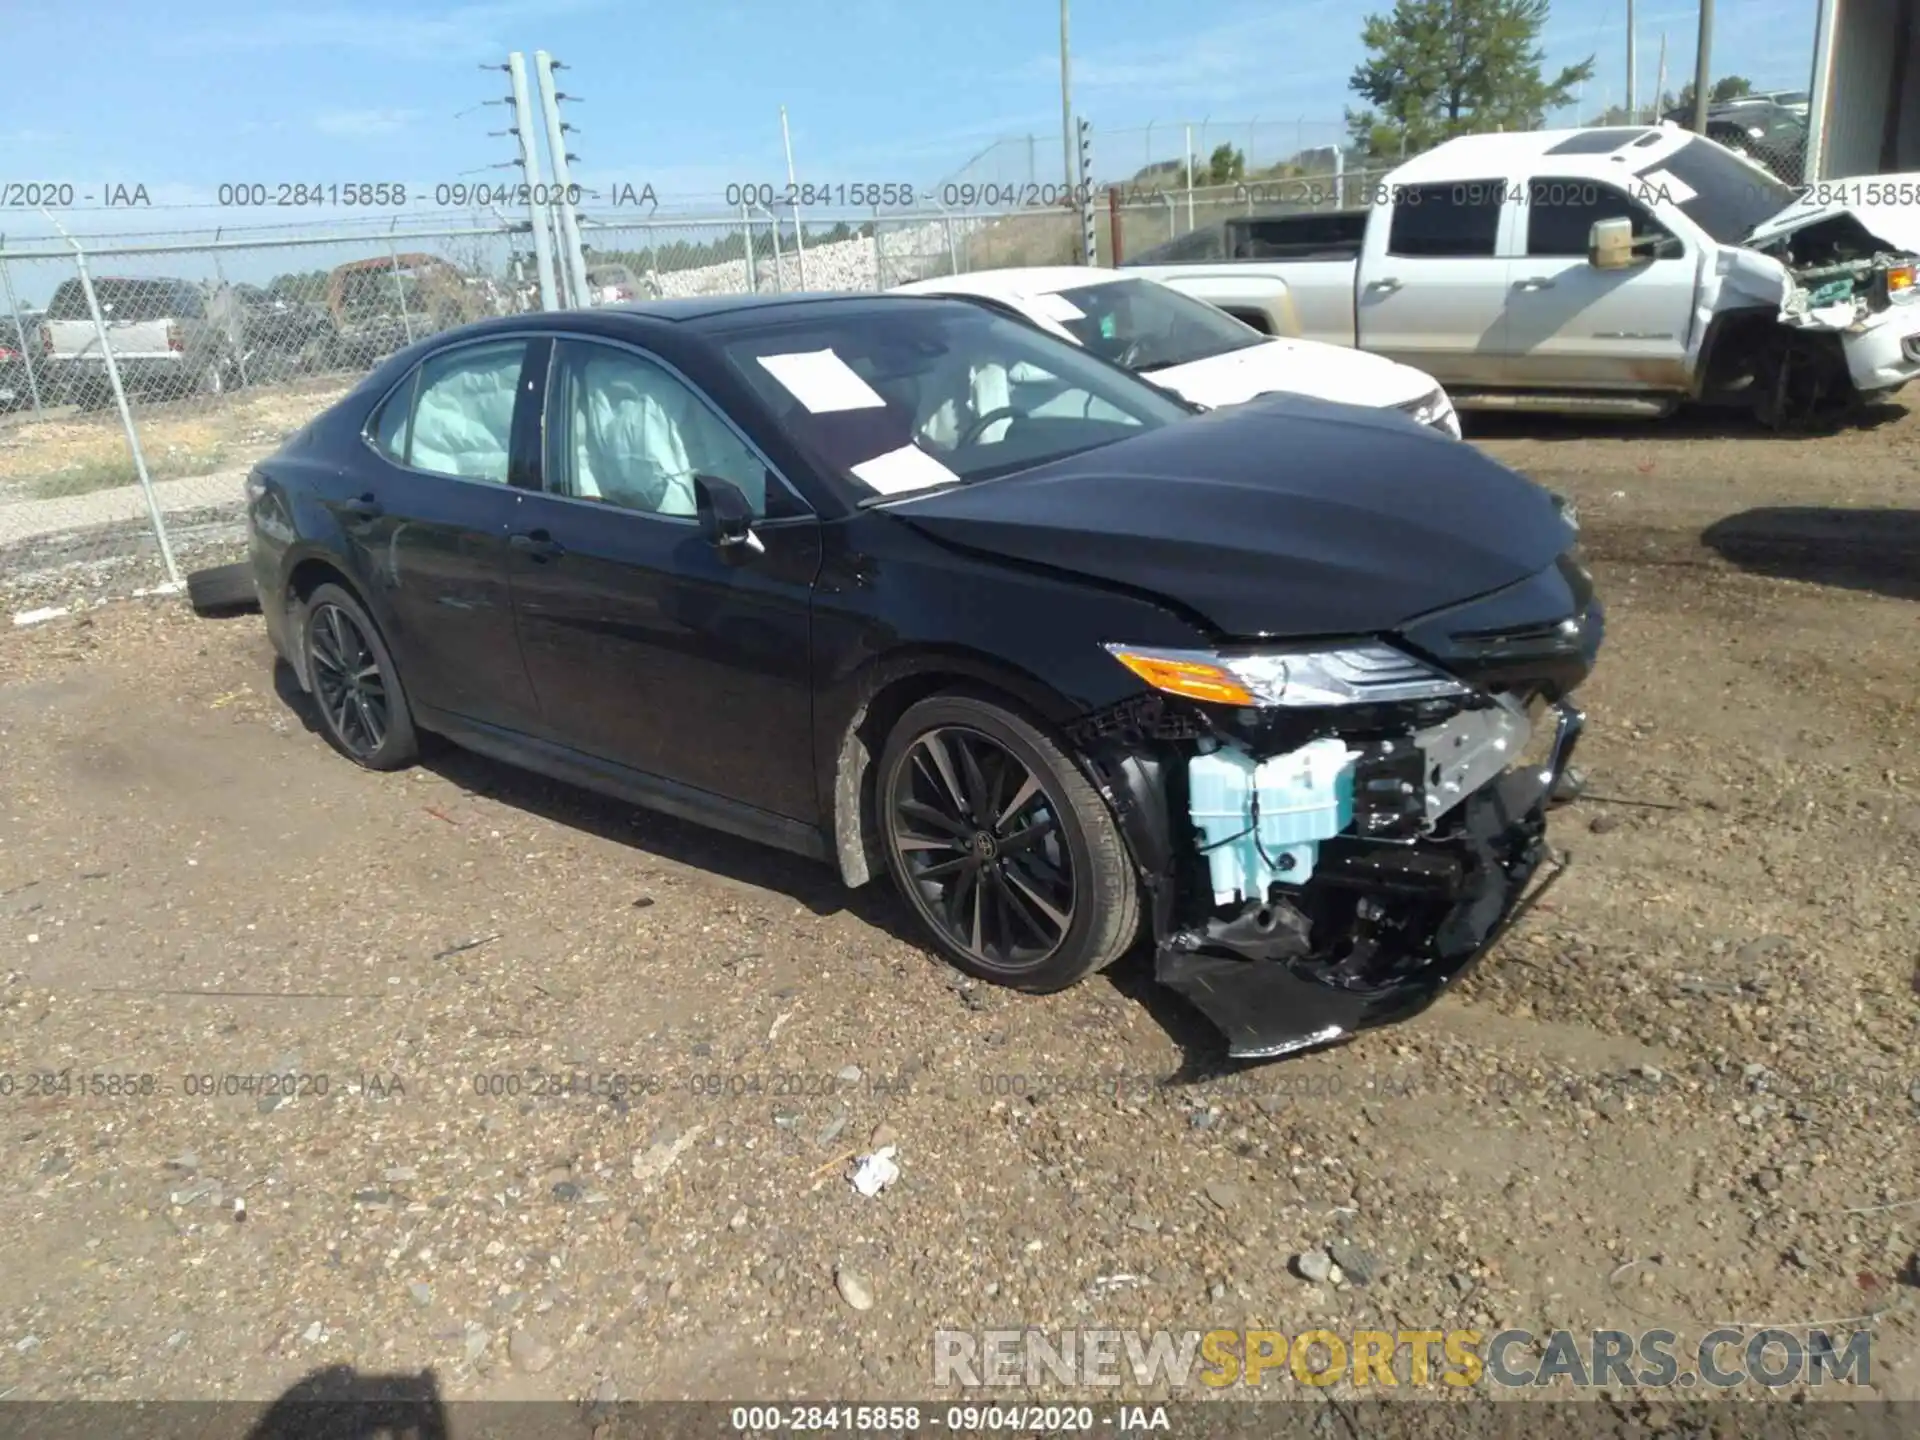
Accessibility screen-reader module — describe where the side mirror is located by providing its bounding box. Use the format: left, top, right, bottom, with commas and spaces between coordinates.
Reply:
1588, 217, 1636, 270
694, 474, 765, 559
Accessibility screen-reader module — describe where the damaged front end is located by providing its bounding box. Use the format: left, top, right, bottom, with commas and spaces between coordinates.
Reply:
1071, 551, 1601, 1061
1707, 203, 1920, 423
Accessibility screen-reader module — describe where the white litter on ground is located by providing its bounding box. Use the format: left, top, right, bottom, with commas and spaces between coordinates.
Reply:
12, 606, 70, 627
849, 1145, 899, 1197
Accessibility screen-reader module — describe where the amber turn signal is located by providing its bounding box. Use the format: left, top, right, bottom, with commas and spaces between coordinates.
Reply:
1106, 649, 1255, 707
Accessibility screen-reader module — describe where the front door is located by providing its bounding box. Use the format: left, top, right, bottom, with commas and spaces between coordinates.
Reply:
507, 336, 822, 822
1500, 176, 1698, 390
354, 335, 542, 730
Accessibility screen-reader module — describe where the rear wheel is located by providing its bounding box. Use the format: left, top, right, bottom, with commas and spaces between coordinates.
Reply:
301, 583, 418, 771
876, 693, 1138, 993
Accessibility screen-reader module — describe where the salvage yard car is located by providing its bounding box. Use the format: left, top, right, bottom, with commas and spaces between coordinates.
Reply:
241, 294, 1599, 1059
39, 275, 237, 405
891, 266, 1461, 435
1126, 126, 1920, 428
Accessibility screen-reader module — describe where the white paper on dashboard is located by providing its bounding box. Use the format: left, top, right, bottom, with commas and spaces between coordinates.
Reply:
1636, 168, 1696, 206
851, 444, 961, 495
755, 349, 886, 413
1029, 291, 1086, 322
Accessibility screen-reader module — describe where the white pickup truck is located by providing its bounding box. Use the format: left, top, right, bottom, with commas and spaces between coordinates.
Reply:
1124, 126, 1920, 427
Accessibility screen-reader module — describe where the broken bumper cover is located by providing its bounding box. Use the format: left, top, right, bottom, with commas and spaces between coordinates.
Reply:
1841, 311, 1920, 392
1155, 702, 1585, 1060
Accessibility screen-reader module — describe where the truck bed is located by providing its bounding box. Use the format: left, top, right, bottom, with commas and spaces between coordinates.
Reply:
1125, 209, 1368, 266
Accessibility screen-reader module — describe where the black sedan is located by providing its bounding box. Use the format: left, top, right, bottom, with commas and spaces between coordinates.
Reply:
243, 293, 1601, 1059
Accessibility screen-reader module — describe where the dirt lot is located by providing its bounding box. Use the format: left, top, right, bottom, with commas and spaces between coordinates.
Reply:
0, 403, 1916, 1421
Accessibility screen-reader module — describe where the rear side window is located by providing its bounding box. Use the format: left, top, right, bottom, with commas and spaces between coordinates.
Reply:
1386, 183, 1504, 258
45, 278, 201, 322
372, 340, 528, 481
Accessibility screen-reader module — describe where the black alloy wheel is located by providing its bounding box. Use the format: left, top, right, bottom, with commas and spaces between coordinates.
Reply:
301, 583, 418, 771
878, 693, 1138, 993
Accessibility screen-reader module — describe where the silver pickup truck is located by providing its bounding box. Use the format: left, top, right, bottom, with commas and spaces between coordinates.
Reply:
39, 276, 237, 406
1125, 126, 1920, 427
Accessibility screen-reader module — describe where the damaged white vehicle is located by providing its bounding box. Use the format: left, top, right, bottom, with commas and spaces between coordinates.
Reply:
1125, 126, 1920, 428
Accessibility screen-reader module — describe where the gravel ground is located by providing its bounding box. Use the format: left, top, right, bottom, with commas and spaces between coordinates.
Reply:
0, 403, 1915, 1420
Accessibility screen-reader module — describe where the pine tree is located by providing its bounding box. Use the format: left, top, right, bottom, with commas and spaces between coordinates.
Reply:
1346, 0, 1596, 158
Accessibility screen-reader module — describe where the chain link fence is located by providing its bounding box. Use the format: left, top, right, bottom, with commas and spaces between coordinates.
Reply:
0, 99, 1821, 620
0, 222, 554, 615
0, 204, 1046, 616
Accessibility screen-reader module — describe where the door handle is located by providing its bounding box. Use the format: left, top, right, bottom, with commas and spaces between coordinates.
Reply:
342, 492, 382, 520
1365, 278, 1403, 294
1512, 277, 1556, 291
509, 529, 565, 560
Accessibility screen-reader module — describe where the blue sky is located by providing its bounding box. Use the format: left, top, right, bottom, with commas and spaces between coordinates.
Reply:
0, 0, 1821, 241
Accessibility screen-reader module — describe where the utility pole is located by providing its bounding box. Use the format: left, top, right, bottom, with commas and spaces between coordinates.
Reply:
780, 105, 808, 289
504, 53, 559, 310
1654, 33, 1668, 119
1626, 0, 1637, 121
1691, 0, 1714, 133
534, 51, 591, 306
1059, 0, 1075, 194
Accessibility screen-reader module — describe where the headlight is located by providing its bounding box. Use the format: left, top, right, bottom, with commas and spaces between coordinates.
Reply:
1399, 386, 1459, 436
1105, 642, 1469, 708
1548, 489, 1580, 533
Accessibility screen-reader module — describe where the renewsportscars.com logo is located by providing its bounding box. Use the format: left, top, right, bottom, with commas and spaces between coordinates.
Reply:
932, 1327, 1874, 1391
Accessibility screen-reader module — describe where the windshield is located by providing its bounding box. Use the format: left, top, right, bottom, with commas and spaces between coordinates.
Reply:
1635, 137, 1796, 243
1041, 277, 1265, 371
720, 301, 1193, 499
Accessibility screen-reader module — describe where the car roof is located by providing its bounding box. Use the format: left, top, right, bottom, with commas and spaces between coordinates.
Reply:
893, 266, 1126, 302
1388, 125, 1695, 182
600, 290, 975, 326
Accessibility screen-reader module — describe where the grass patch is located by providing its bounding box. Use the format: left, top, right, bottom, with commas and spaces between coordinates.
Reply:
25, 445, 231, 500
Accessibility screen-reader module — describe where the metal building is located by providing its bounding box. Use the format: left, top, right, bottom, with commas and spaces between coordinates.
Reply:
1805, 0, 1920, 177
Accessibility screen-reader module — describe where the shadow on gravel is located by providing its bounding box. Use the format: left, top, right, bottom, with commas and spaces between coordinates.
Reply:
1701, 507, 1920, 601
1462, 399, 1908, 444
271, 660, 928, 951
267, 659, 1269, 1072
266, 657, 1276, 1073
244, 1366, 454, 1439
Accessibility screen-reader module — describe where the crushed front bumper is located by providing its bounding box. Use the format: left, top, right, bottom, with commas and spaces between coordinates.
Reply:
1085, 699, 1586, 1061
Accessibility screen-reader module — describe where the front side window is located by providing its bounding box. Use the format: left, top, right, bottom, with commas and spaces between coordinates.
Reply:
718, 303, 1191, 499
544, 339, 773, 519
1386, 182, 1505, 258
1044, 278, 1264, 372
1525, 178, 1676, 257
386, 340, 527, 482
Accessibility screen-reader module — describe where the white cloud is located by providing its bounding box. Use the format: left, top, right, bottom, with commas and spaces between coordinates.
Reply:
314, 108, 423, 138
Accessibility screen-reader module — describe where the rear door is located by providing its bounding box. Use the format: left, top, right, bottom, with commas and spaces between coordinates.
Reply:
1500, 175, 1698, 390
506, 335, 822, 822
1355, 181, 1512, 384
352, 335, 545, 731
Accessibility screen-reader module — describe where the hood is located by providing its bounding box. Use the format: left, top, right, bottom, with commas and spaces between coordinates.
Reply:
1143, 337, 1436, 410
1744, 172, 1920, 252
886, 392, 1570, 638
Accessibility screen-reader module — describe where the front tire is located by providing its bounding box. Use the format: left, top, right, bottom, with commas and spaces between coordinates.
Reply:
876, 693, 1139, 993
301, 583, 418, 771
